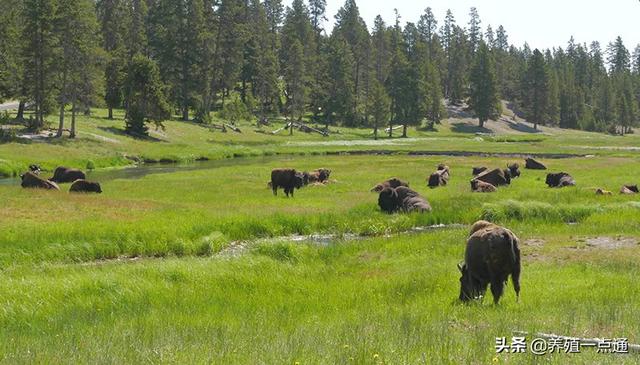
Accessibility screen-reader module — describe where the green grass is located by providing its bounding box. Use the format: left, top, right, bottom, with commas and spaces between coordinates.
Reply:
2, 114, 640, 363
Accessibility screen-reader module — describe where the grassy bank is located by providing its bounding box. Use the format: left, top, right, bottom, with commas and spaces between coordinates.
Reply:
3, 108, 640, 178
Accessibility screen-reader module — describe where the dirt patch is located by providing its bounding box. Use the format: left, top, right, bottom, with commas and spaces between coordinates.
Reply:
523, 238, 546, 247
574, 236, 639, 250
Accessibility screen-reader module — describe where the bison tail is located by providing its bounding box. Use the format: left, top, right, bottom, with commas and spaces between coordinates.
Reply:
504, 231, 522, 300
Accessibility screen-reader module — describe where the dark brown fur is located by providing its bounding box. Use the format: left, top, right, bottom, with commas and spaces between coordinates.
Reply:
470, 180, 497, 193
459, 222, 521, 304
545, 172, 575, 188
70, 180, 102, 193
525, 158, 547, 170
271, 169, 304, 197
371, 178, 409, 192
474, 168, 509, 187
50, 166, 86, 183
20, 171, 60, 190
378, 186, 431, 213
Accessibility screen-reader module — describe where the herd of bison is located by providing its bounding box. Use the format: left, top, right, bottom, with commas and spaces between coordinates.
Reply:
10, 157, 635, 303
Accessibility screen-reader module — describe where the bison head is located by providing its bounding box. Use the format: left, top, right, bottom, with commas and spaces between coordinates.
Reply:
545, 173, 562, 187
293, 173, 305, 189
470, 179, 479, 191
458, 262, 483, 302
378, 187, 400, 213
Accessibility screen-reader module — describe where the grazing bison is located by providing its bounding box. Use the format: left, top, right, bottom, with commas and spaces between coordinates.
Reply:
371, 177, 409, 193
20, 171, 60, 190
472, 167, 488, 176
378, 186, 431, 214
620, 185, 639, 194
525, 158, 547, 170
474, 168, 509, 187
50, 166, 86, 183
458, 221, 521, 304
69, 180, 102, 193
271, 168, 304, 197
471, 179, 497, 193
596, 188, 612, 196
545, 172, 575, 188
507, 163, 521, 178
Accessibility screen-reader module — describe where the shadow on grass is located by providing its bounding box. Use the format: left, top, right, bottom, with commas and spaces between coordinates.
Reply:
98, 126, 166, 142
450, 122, 493, 134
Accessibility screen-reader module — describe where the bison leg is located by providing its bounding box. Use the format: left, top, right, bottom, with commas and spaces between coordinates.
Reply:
490, 277, 506, 305
272, 185, 278, 196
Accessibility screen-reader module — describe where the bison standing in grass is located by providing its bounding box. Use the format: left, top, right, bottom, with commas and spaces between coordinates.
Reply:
271, 169, 304, 197
545, 172, 575, 188
378, 186, 431, 213
458, 221, 521, 304
20, 171, 60, 190
371, 178, 409, 193
50, 166, 86, 183
70, 180, 102, 194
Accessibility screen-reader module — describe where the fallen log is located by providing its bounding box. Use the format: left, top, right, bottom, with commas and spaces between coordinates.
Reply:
224, 123, 242, 133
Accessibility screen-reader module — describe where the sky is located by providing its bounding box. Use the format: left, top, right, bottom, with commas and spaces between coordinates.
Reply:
284, 0, 640, 51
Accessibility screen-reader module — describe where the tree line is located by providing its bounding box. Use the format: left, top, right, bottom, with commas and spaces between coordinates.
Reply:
1, 0, 639, 137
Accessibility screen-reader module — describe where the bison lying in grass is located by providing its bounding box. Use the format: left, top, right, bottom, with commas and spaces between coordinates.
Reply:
50, 166, 86, 183
470, 179, 497, 193
458, 221, 521, 304
20, 171, 60, 190
545, 172, 575, 188
371, 178, 409, 193
620, 185, 639, 194
472, 166, 488, 176
507, 163, 521, 178
525, 158, 546, 170
474, 168, 510, 187
428, 164, 450, 188
70, 180, 103, 193
271, 169, 304, 197
378, 186, 431, 214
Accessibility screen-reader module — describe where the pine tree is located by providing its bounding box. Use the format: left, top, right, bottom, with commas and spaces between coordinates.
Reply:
521, 49, 549, 129
97, 0, 128, 119
333, 0, 370, 125
0, 0, 23, 106
371, 15, 391, 84
248, 0, 280, 117
485, 26, 495, 49
607, 36, 630, 74
425, 60, 445, 127
123, 55, 171, 136
469, 42, 501, 128
324, 34, 355, 126
127, 0, 148, 58
22, 0, 59, 130
54, 0, 103, 137
417, 7, 437, 55
467, 7, 482, 54
283, 39, 307, 124
368, 79, 390, 140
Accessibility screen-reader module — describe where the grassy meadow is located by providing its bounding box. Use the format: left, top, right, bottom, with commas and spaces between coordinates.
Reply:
2, 110, 640, 363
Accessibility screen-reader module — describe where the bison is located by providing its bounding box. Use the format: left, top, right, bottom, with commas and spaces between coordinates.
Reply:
50, 166, 86, 183
307, 168, 331, 184
525, 158, 547, 170
596, 188, 612, 196
428, 164, 450, 188
474, 168, 510, 187
271, 168, 304, 197
472, 166, 488, 176
378, 186, 431, 214
20, 171, 60, 190
371, 178, 409, 193
545, 172, 575, 188
458, 221, 521, 304
70, 180, 102, 193
620, 185, 639, 194
471, 179, 497, 193
29, 164, 42, 174
507, 163, 521, 178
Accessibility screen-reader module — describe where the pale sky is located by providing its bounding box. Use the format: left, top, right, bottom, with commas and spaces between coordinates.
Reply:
284, 0, 640, 52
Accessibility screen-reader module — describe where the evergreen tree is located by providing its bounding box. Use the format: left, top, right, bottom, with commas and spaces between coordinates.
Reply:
248, 0, 280, 117
521, 49, 549, 129
333, 0, 370, 125
123, 55, 171, 136
54, 0, 103, 137
0, 0, 23, 107
633, 44, 640, 74
485, 26, 495, 49
283, 39, 307, 124
468, 42, 501, 127
367, 79, 390, 139
127, 0, 148, 58
324, 34, 355, 126
417, 7, 437, 55
97, 0, 128, 119
425, 60, 445, 128
22, 0, 59, 129
607, 36, 630, 74
467, 7, 482, 54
